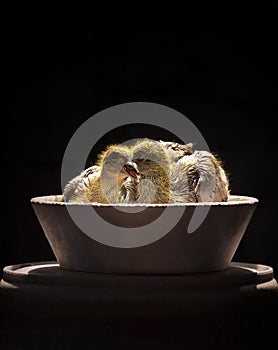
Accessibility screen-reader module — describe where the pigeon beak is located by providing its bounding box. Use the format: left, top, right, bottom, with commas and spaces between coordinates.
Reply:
123, 161, 140, 181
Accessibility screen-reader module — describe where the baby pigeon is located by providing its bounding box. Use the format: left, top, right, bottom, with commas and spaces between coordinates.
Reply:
161, 140, 229, 202
188, 151, 229, 202
63, 144, 140, 203
63, 165, 100, 203
131, 139, 172, 203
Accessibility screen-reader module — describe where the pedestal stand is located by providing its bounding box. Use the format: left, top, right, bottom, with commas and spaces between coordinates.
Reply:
1, 261, 277, 350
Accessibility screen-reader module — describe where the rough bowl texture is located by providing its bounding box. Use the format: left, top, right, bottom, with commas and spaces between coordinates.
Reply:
31, 195, 258, 274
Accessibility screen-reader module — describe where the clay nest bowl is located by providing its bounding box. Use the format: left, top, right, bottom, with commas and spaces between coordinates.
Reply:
31, 195, 258, 274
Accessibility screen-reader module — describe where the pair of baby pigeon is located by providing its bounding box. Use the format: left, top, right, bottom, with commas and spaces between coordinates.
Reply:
63, 139, 229, 204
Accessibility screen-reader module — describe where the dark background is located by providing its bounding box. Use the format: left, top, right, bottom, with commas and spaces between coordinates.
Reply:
1, 4, 278, 280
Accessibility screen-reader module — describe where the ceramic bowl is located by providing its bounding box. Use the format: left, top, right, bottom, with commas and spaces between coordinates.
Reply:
31, 195, 258, 274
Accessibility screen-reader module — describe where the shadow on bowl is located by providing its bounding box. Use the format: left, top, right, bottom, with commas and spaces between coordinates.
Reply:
31, 195, 258, 274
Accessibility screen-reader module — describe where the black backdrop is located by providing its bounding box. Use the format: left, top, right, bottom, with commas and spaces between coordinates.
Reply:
1, 4, 278, 279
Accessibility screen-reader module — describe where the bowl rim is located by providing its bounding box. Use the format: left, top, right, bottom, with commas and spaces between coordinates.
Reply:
31, 195, 259, 207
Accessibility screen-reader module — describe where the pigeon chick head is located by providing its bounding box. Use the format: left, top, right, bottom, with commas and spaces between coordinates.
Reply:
97, 144, 140, 184
159, 140, 193, 159
133, 139, 171, 172
132, 139, 171, 203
